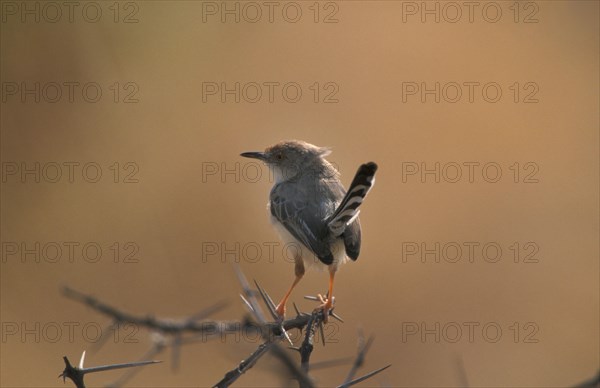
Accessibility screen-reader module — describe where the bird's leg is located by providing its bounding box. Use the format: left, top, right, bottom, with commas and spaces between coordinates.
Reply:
275, 258, 305, 319
316, 269, 336, 323
274, 276, 301, 319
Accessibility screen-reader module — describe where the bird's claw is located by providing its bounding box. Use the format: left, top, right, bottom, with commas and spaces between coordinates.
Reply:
272, 306, 294, 345
275, 303, 286, 322
314, 293, 334, 323
304, 293, 342, 323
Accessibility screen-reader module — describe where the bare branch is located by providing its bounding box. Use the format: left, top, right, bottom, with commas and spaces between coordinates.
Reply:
341, 329, 374, 385
573, 370, 600, 387
337, 364, 392, 388
105, 333, 211, 387
234, 271, 316, 387
338, 330, 391, 388
454, 353, 469, 387
105, 340, 166, 388
59, 351, 160, 388
213, 340, 274, 388
269, 343, 315, 388
299, 310, 325, 376
62, 287, 235, 336
61, 265, 389, 388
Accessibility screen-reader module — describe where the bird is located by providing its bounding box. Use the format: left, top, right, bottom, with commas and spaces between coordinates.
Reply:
241, 140, 378, 320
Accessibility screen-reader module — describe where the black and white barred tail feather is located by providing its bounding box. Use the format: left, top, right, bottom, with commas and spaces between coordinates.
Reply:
327, 162, 378, 237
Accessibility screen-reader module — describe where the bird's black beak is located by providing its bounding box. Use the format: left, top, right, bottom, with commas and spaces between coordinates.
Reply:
240, 151, 267, 161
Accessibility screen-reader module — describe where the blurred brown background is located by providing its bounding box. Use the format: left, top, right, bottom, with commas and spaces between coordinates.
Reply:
1, 1, 598, 387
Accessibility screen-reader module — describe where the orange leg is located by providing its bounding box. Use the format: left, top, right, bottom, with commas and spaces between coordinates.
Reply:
275, 258, 305, 319
317, 269, 336, 322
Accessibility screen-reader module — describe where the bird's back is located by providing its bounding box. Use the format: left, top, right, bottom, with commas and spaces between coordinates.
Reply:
269, 171, 361, 266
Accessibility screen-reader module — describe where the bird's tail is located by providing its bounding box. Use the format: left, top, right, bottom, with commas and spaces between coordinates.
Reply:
327, 162, 378, 236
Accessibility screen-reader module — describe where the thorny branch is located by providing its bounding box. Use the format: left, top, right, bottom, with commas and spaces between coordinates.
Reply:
214, 266, 390, 387
62, 286, 332, 341
221, 265, 315, 388
59, 263, 600, 388
59, 350, 160, 388
338, 329, 392, 388
62, 286, 237, 336
60, 266, 391, 387
213, 340, 274, 388
299, 310, 325, 374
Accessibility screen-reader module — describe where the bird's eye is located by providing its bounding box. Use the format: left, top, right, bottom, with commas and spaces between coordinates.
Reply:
275, 153, 283, 160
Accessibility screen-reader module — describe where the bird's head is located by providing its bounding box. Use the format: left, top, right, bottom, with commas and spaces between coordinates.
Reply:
241, 140, 333, 182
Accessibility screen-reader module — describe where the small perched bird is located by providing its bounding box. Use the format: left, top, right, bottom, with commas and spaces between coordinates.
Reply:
241, 140, 378, 319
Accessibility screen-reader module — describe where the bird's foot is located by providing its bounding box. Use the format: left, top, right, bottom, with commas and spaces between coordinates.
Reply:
275, 303, 286, 321
273, 303, 295, 345
314, 294, 334, 323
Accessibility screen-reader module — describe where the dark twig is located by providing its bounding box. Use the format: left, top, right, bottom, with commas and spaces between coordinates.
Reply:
269, 344, 315, 388
573, 370, 600, 387
62, 287, 233, 336
62, 286, 244, 384
337, 364, 392, 388
455, 353, 469, 387
216, 266, 315, 388
318, 320, 326, 347
105, 333, 211, 387
63, 285, 324, 344
213, 340, 274, 388
105, 338, 166, 388
59, 351, 160, 388
299, 310, 325, 375
88, 321, 119, 354
338, 330, 391, 388
342, 329, 373, 384
62, 265, 390, 388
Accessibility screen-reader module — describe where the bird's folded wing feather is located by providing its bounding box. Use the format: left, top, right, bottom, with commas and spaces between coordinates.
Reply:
270, 186, 334, 264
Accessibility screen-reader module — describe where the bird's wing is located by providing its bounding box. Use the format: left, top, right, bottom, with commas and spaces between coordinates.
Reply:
270, 183, 335, 265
